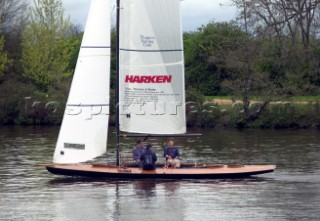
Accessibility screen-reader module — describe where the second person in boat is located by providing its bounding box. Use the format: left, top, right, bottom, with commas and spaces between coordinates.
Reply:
132, 139, 145, 167
140, 143, 157, 170
164, 139, 181, 168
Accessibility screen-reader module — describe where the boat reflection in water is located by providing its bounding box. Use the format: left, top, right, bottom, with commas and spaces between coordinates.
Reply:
133, 180, 157, 198
48, 178, 275, 220
109, 181, 184, 221
47, 179, 184, 221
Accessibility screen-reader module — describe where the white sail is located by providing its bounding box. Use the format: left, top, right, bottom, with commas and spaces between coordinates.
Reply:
53, 0, 111, 164
119, 0, 186, 134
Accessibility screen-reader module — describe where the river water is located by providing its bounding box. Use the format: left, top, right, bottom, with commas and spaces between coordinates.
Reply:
0, 126, 319, 221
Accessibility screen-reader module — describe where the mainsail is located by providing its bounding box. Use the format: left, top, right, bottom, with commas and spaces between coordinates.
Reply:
119, 0, 186, 134
53, 0, 111, 164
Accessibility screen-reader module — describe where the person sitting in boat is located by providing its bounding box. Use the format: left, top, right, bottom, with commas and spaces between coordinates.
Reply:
132, 139, 145, 167
163, 139, 181, 168
140, 143, 157, 170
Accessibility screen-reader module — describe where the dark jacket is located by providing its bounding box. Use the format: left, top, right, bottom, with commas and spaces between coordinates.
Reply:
140, 149, 157, 170
164, 147, 180, 160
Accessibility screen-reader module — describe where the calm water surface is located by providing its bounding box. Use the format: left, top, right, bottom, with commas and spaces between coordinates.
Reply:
0, 126, 319, 221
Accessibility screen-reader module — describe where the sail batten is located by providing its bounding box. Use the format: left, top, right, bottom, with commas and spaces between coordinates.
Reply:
119, 49, 183, 52
119, 0, 186, 134
121, 62, 183, 68
53, 0, 111, 164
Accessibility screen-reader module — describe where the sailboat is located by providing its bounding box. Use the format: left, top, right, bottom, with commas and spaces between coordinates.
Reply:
43, 0, 276, 179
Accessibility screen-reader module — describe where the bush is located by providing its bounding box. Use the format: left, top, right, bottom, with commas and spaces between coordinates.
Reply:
186, 88, 221, 127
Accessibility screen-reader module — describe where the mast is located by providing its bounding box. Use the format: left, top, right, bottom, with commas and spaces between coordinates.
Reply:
115, 0, 121, 166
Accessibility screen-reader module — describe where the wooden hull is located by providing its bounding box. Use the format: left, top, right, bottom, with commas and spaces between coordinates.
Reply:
45, 164, 276, 179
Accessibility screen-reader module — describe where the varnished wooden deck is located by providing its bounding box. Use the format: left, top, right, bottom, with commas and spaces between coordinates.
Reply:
44, 164, 276, 179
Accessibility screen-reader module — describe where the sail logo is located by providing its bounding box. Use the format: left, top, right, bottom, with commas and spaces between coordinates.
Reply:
140, 35, 155, 47
125, 75, 172, 83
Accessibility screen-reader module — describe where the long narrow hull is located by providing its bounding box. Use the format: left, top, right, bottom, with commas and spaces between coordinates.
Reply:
45, 164, 276, 179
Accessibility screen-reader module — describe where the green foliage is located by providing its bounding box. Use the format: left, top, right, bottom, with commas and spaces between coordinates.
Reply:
245, 103, 320, 129
66, 33, 82, 75
0, 35, 12, 80
184, 23, 248, 96
186, 87, 205, 104
249, 104, 297, 129
110, 28, 116, 89
21, 0, 73, 91
0, 77, 65, 125
186, 88, 222, 128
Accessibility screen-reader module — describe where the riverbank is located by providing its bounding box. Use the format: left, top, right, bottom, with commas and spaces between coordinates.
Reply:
186, 98, 320, 129
1, 97, 320, 130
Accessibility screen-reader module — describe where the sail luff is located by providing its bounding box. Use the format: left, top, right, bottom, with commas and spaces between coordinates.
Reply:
53, 0, 111, 164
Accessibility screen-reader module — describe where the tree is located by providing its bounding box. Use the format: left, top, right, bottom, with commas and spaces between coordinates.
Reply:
220, 35, 275, 122
229, 0, 320, 95
0, 0, 28, 34
0, 0, 27, 81
0, 35, 11, 80
187, 21, 288, 124
184, 31, 205, 93
184, 23, 240, 95
238, 0, 320, 50
21, 0, 73, 91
